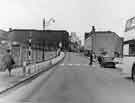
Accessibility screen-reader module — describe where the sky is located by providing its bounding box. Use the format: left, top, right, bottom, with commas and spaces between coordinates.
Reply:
0, 0, 135, 43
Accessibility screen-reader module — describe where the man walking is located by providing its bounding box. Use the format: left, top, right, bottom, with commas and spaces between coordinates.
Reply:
89, 51, 93, 65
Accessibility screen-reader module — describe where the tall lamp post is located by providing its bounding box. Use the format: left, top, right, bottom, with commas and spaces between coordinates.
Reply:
43, 17, 55, 31
89, 25, 95, 54
42, 17, 55, 60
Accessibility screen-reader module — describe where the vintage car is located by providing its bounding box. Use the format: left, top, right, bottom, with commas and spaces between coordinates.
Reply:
100, 55, 116, 68
116, 56, 135, 81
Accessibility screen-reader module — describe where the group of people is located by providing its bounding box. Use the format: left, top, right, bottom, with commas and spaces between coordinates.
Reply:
88, 51, 103, 66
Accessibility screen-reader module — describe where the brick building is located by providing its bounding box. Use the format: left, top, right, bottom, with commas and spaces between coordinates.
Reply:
84, 27, 123, 57
7, 29, 69, 66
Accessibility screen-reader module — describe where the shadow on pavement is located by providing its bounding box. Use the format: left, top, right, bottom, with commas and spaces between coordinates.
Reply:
124, 77, 132, 81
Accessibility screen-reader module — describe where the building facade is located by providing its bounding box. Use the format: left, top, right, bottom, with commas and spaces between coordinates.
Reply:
124, 17, 135, 56
69, 32, 81, 52
7, 29, 69, 66
84, 27, 123, 57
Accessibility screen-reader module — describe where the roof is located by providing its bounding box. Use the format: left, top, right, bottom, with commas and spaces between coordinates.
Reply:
8, 29, 69, 44
84, 32, 93, 40
85, 30, 122, 41
95, 31, 113, 34
12, 29, 67, 33
124, 39, 135, 44
0, 30, 8, 40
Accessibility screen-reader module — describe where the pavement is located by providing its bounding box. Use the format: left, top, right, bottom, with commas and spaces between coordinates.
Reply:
0, 52, 65, 94
1, 52, 135, 103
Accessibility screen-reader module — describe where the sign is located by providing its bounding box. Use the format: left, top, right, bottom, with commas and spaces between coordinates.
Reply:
123, 44, 129, 55
125, 17, 135, 32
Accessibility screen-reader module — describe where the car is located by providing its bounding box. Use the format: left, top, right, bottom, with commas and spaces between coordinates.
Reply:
100, 56, 116, 68
115, 56, 135, 80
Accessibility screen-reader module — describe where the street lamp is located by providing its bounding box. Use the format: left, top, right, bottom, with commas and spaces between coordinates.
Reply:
43, 17, 55, 31
89, 25, 96, 54
42, 17, 55, 60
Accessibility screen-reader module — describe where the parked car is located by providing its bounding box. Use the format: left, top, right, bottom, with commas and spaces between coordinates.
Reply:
115, 56, 135, 80
100, 56, 116, 68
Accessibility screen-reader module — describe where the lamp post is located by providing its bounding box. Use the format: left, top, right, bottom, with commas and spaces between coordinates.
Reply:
43, 17, 55, 31
42, 17, 55, 60
89, 25, 96, 54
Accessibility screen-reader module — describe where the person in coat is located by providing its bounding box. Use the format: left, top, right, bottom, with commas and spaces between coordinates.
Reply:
1, 49, 15, 76
89, 51, 93, 65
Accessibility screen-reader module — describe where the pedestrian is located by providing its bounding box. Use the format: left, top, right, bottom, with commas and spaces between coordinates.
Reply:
1, 49, 15, 76
57, 48, 61, 56
89, 51, 93, 65
98, 55, 103, 65
92, 52, 96, 63
23, 61, 27, 76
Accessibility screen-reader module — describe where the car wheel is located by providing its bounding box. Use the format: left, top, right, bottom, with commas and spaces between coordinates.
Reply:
131, 64, 135, 81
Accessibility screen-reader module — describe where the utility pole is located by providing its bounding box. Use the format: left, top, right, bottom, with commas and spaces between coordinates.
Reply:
43, 18, 45, 31
28, 31, 32, 74
28, 32, 32, 61
91, 26, 95, 53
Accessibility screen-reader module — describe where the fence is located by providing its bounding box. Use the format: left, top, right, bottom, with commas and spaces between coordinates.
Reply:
11, 46, 57, 67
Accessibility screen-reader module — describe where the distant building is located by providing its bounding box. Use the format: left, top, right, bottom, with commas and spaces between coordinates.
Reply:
70, 32, 80, 43
69, 32, 81, 52
84, 26, 123, 57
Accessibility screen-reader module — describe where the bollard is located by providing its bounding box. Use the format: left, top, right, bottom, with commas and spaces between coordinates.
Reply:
49, 60, 52, 65
23, 66, 26, 76
23, 61, 27, 76
34, 63, 37, 72
28, 66, 31, 74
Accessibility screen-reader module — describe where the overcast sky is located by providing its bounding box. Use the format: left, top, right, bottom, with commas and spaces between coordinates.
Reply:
0, 0, 135, 41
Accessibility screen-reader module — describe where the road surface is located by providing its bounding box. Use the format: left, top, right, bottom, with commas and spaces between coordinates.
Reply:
1, 52, 135, 103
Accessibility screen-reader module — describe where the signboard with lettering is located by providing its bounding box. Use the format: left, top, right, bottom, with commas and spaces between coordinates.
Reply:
123, 44, 129, 55
125, 17, 135, 32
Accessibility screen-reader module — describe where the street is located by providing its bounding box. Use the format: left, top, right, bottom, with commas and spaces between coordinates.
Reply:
1, 52, 135, 103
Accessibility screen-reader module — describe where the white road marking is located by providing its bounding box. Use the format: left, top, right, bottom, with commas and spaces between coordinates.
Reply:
75, 64, 81, 66
68, 64, 73, 66
60, 63, 64, 66
59, 63, 90, 67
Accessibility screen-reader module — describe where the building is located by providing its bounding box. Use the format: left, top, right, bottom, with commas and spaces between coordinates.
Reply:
123, 17, 135, 56
0, 30, 9, 53
7, 29, 69, 65
8, 29, 69, 50
69, 32, 81, 52
70, 32, 80, 43
84, 26, 123, 57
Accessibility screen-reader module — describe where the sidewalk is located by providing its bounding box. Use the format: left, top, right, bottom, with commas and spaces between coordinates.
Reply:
0, 52, 65, 93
